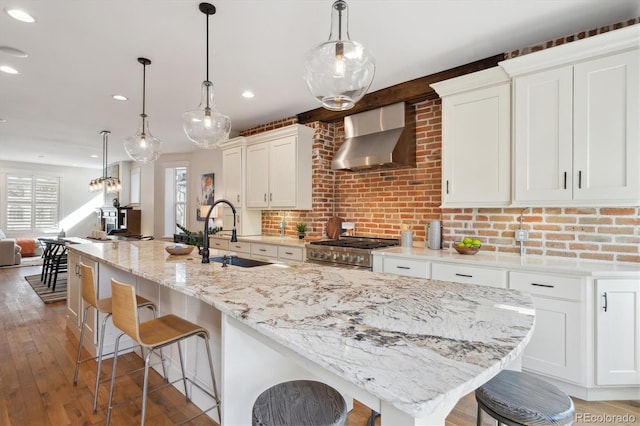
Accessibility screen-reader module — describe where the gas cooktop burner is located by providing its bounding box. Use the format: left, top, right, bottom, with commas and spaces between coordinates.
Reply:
306, 236, 400, 268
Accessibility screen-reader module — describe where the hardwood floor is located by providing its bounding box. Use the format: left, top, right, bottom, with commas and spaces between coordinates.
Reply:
1, 265, 638, 425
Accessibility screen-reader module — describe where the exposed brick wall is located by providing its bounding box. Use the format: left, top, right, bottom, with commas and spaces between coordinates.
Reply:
237, 20, 639, 264
505, 17, 639, 59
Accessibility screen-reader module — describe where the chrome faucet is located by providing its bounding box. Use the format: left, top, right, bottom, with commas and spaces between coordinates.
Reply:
200, 199, 238, 263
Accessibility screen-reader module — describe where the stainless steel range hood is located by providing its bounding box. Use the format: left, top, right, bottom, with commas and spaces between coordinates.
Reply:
331, 102, 416, 171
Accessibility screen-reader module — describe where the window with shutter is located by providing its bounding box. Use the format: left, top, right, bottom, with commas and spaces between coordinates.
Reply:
5, 174, 60, 233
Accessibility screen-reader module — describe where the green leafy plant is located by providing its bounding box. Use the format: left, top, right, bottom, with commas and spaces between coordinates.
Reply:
296, 223, 308, 234
176, 223, 222, 246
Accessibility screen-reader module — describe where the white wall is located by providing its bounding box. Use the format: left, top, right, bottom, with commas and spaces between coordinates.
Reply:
0, 160, 102, 238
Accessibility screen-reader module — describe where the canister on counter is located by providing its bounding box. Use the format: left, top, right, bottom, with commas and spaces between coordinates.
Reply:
427, 220, 441, 250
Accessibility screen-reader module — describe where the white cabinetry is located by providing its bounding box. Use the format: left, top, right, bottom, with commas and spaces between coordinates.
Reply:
378, 256, 430, 278
222, 146, 243, 206
595, 279, 640, 386
245, 124, 314, 210
510, 271, 586, 384
219, 138, 262, 236
431, 67, 511, 207
502, 26, 640, 206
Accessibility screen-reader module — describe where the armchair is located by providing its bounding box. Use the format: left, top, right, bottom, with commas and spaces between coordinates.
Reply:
0, 238, 22, 267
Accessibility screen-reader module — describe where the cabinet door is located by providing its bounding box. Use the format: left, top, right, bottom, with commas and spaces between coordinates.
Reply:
222, 146, 243, 206
441, 83, 511, 206
66, 251, 81, 329
596, 279, 640, 386
574, 50, 640, 203
269, 135, 297, 208
246, 143, 269, 208
513, 66, 574, 202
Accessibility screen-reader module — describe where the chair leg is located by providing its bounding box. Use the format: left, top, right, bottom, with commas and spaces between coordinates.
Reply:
73, 304, 91, 385
106, 333, 123, 426
141, 349, 154, 426
201, 331, 221, 422
147, 305, 168, 380
177, 341, 189, 401
93, 312, 111, 413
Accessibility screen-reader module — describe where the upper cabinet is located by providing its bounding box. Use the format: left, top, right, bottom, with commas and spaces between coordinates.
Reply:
431, 67, 511, 207
501, 25, 640, 206
222, 145, 243, 207
245, 124, 314, 210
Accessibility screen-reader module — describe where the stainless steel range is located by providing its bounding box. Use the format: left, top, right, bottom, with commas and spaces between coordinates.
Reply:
306, 236, 400, 268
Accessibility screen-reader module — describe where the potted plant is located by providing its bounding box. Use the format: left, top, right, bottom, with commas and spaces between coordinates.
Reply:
296, 223, 308, 239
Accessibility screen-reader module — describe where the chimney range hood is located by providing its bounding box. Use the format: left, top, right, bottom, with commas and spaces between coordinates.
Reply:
331, 102, 416, 171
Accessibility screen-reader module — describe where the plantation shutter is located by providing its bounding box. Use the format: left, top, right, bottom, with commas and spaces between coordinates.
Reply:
5, 174, 60, 232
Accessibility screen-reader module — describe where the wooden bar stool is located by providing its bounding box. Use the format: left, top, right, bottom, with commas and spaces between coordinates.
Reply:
72, 263, 159, 413
475, 370, 575, 426
252, 380, 348, 426
106, 278, 220, 426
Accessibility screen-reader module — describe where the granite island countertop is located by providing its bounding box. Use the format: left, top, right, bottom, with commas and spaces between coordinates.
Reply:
68, 240, 535, 420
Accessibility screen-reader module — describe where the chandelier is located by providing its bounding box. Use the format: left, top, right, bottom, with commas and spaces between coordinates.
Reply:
182, 2, 231, 148
89, 130, 121, 193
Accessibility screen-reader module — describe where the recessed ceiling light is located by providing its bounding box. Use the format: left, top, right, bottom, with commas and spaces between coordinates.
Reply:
241, 90, 255, 99
0, 46, 28, 58
5, 8, 35, 23
90, 154, 99, 158
0, 65, 19, 74
112, 94, 127, 101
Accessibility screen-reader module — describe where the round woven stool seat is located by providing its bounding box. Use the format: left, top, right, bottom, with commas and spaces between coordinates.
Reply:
252, 380, 347, 426
475, 370, 575, 426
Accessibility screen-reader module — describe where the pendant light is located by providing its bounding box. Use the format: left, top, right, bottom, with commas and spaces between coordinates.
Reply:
124, 57, 162, 163
303, 0, 375, 111
182, 2, 231, 149
89, 131, 121, 193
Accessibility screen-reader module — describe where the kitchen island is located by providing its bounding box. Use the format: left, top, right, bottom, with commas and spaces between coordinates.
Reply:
67, 240, 535, 425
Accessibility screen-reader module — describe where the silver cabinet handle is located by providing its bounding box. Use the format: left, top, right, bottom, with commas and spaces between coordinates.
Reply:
237, 194, 240, 202
259, 248, 267, 252
396, 266, 411, 270
285, 251, 293, 255
602, 292, 608, 312
455, 273, 472, 278
578, 170, 582, 189
264, 193, 267, 202
270, 193, 273, 201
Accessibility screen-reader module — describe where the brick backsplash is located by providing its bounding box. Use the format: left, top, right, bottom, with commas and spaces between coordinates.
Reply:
242, 20, 639, 264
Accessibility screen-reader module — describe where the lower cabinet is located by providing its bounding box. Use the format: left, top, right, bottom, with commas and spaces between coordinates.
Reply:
378, 256, 430, 278
66, 252, 100, 355
509, 271, 586, 385
432, 263, 506, 288
595, 279, 640, 386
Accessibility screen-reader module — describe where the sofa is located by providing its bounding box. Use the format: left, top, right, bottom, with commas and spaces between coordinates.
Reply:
0, 234, 22, 267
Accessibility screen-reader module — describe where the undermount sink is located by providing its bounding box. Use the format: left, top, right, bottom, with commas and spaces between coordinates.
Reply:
210, 256, 271, 268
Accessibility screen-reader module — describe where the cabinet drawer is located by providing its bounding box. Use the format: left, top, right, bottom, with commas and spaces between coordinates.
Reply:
228, 241, 251, 254
383, 257, 429, 278
251, 243, 278, 258
278, 246, 303, 262
510, 271, 583, 301
432, 263, 506, 288
210, 238, 229, 251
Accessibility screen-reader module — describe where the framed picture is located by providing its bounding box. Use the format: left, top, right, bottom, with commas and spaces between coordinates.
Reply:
196, 173, 215, 221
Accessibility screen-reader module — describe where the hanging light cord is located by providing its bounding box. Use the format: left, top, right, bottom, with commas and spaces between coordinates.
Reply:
205, 11, 210, 83
102, 132, 108, 179
141, 61, 147, 134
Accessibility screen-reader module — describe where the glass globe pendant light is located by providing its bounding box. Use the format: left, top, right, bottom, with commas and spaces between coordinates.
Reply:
182, 2, 231, 149
124, 57, 162, 163
303, 0, 375, 111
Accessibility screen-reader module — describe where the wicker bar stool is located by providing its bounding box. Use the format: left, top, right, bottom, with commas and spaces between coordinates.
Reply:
475, 370, 575, 426
72, 263, 159, 413
106, 278, 220, 426
252, 380, 348, 426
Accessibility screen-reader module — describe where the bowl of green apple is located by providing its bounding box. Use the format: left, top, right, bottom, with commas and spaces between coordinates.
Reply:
454, 237, 481, 255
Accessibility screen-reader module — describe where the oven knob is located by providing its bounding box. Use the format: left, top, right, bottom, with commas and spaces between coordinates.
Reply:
323, 252, 331, 260
346, 255, 354, 262
340, 254, 347, 261
356, 255, 364, 263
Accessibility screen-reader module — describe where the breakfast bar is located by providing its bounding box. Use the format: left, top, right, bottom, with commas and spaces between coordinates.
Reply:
66, 240, 535, 425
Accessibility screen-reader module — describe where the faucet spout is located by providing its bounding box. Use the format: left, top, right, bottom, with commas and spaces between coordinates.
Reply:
201, 199, 238, 264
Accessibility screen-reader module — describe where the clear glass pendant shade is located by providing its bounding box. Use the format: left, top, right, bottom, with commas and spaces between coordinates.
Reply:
183, 80, 231, 148
124, 116, 162, 163
303, 0, 375, 111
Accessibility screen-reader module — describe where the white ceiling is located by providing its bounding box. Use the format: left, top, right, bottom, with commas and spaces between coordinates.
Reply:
1, 0, 638, 169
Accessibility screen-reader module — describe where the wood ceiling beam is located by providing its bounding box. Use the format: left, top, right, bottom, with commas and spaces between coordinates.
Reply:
297, 53, 505, 124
